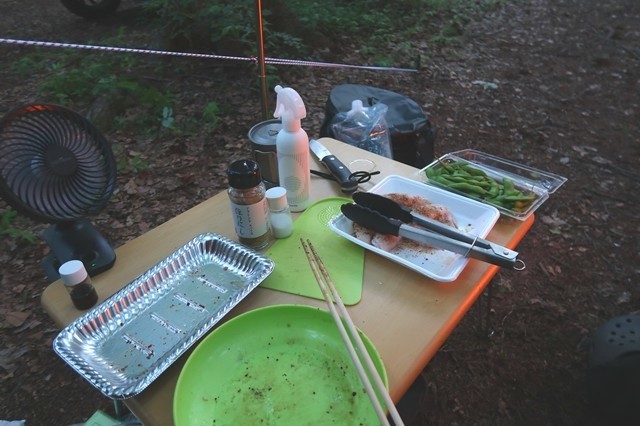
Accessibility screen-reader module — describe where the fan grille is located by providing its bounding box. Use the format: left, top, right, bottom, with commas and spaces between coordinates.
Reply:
0, 104, 116, 223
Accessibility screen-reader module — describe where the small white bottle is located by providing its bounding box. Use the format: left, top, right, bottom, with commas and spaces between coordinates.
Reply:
266, 186, 293, 239
58, 260, 99, 310
273, 85, 310, 212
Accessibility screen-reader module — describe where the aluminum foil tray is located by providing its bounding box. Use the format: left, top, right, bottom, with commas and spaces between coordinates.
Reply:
53, 233, 274, 400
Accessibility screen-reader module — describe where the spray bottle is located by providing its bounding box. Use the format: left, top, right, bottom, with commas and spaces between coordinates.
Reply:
273, 85, 310, 212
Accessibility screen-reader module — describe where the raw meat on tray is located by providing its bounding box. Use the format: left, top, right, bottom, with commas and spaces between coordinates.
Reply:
352, 193, 457, 252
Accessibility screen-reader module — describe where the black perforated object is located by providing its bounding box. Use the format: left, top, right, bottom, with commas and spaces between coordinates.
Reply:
587, 315, 640, 425
0, 104, 117, 281
589, 315, 640, 367
0, 103, 116, 223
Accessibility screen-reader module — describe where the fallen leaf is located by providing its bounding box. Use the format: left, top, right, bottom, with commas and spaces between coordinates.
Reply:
571, 145, 598, 156
541, 214, 567, 227
592, 156, 611, 165
0, 346, 30, 372
12, 284, 26, 294
617, 292, 631, 304
3, 310, 30, 328
13, 319, 41, 334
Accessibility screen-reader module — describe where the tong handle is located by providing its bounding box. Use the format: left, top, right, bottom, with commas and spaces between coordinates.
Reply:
353, 192, 493, 249
399, 225, 519, 268
409, 212, 491, 249
342, 201, 521, 269
341, 204, 402, 235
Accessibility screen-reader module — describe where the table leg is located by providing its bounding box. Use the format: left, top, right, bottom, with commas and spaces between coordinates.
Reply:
475, 281, 495, 338
391, 373, 427, 424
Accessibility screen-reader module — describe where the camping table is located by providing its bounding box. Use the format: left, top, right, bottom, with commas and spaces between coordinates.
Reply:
41, 137, 534, 425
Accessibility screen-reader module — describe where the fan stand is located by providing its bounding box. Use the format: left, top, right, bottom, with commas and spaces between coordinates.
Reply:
0, 103, 119, 282
41, 218, 116, 282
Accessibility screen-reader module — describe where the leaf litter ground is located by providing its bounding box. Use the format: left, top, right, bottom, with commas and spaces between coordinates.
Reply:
1, 0, 639, 424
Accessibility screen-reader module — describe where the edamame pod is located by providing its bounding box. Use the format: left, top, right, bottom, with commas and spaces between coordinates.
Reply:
425, 160, 536, 213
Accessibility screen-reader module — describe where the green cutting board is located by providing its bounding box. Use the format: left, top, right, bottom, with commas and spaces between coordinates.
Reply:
261, 197, 365, 305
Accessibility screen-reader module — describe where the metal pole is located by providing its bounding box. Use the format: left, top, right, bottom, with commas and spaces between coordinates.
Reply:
255, 0, 269, 120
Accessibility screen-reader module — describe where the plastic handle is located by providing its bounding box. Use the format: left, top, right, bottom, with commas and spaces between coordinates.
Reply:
322, 156, 358, 193
352, 192, 413, 222
340, 204, 401, 235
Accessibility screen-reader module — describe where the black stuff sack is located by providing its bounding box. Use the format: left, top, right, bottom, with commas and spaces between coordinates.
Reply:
319, 84, 436, 168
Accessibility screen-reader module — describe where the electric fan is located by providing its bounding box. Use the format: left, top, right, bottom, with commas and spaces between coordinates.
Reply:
0, 103, 117, 282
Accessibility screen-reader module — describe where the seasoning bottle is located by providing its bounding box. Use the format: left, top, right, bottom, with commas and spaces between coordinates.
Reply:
266, 186, 293, 238
227, 159, 271, 250
58, 260, 99, 310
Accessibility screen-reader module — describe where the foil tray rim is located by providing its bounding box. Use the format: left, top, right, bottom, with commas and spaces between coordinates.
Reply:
53, 232, 274, 399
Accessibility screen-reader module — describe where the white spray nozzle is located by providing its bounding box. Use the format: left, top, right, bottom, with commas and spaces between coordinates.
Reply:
346, 99, 365, 118
274, 85, 306, 131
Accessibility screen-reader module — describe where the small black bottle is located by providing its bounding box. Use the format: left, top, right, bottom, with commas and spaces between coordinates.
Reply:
59, 260, 99, 310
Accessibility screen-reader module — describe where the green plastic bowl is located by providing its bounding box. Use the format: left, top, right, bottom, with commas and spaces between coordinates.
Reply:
174, 304, 388, 425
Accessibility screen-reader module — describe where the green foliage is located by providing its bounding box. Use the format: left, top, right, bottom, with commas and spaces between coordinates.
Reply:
145, 0, 261, 53
38, 51, 172, 109
111, 144, 150, 174
16, 0, 511, 141
11, 54, 48, 74
283, 0, 510, 63
116, 154, 150, 174
0, 208, 36, 243
31, 28, 175, 133
144, 0, 311, 57
202, 102, 221, 128
128, 155, 151, 173
39, 58, 111, 104
432, 0, 509, 43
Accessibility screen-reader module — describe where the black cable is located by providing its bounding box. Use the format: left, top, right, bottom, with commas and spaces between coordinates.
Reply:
310, 169, 380, 183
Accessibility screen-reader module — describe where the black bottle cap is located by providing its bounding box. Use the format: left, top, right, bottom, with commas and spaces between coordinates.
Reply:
227, 159, 262, 189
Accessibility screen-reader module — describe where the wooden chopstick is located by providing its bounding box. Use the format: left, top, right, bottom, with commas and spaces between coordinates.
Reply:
301, 238, 404, 426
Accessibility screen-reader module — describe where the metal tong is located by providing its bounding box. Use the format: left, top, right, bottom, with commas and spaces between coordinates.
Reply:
341, 192, 525, 269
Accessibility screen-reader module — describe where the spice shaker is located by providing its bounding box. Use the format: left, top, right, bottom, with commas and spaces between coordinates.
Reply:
58, 260, 99, 310
266, 186, 293, 238
227, 159, 271, 249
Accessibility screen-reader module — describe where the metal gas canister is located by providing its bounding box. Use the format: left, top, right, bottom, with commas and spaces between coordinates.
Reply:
248, 119, 282, 187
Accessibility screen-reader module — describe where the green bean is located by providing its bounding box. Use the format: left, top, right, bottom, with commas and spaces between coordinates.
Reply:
499, 194, 536, 202
452, 170, 471, 178
487, 182, 500, 198
436, 158, 454, 173
428, 175, 447, 185
447, 161, 470, 168
426, 160, 537, 213
473, 180, 494, 189
426, 167, 437, 180
503, 178, 517, 195
446, 182, 488, 195
439, 174, 473, 184
487, 198, 510, 208
463, 165, 487, 176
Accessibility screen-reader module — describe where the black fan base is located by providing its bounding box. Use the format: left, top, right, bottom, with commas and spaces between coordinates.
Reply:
41, 218, 116, 282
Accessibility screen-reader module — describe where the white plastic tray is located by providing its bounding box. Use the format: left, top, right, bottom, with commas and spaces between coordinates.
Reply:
329, 175, 500, 282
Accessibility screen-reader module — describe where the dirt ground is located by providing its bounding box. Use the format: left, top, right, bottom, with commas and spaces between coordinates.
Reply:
1, 0, 639, 425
